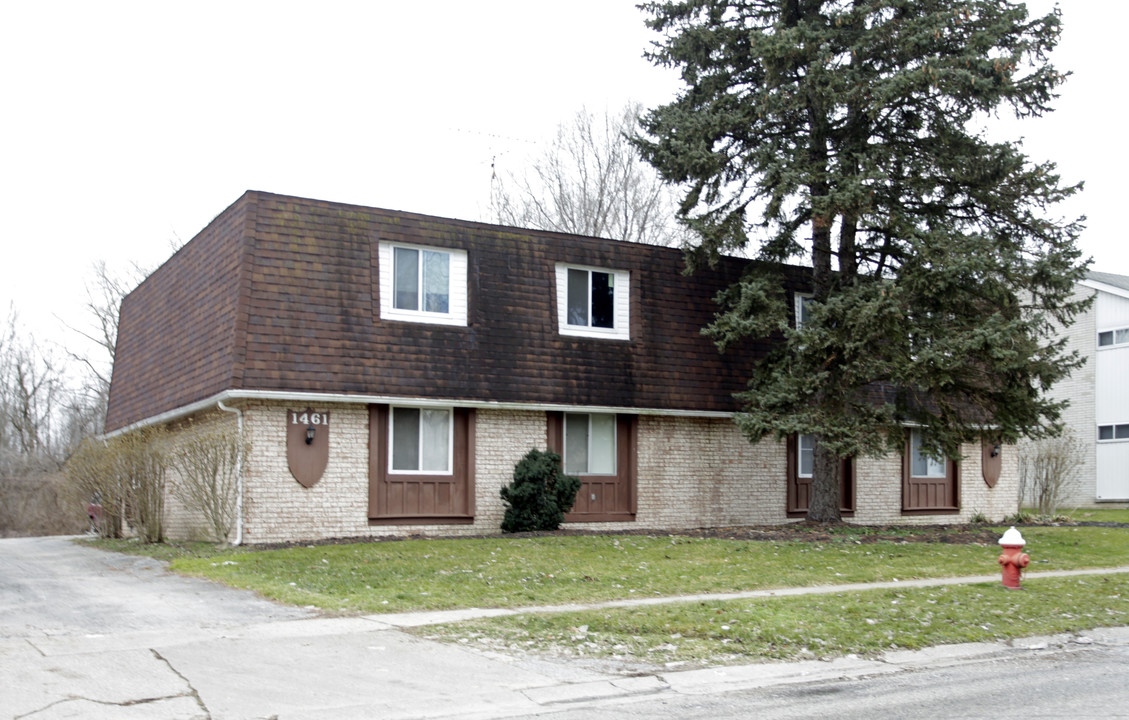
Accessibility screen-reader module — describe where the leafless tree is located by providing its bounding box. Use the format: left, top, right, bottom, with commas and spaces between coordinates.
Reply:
0, 452, 86, 537
1, 261, 151, 536
65, 436, 126, 538
490, 103, 688, 247
0, 308, 65, 459
62, 261, 148, 435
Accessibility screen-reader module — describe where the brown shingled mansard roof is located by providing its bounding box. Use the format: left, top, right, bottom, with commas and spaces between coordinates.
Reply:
104, 191, 808, 431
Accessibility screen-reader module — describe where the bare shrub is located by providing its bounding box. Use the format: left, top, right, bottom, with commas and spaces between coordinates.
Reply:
63, 427, 170, 542
65, 437, 126, 538
1017, 430, 1084, 516
0, 454, 87, 537
171, 422, 240, 545
120, 428, 170, 544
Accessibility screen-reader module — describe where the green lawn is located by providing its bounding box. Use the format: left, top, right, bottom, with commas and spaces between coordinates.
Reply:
85, 524, 1129, 668
87, 525, 1129, 615
423, 573, 1129, 667
1069, 507, 1129, 524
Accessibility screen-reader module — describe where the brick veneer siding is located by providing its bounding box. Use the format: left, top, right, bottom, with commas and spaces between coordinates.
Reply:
1048, 284, 1098, 507
851, 443, 1019, 525
154, 401, 1019, 544
160, 410, 241, 542
236, 403, 550, 543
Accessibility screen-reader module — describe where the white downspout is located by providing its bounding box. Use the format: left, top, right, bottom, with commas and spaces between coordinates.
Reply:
217, 401, 244, 546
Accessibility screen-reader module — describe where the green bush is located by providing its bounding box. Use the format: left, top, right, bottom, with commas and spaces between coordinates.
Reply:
500, 449, 580, 533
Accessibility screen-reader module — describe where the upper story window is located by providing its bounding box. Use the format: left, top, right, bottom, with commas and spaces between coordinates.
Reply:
379, 242, 467, 326
564, 412, 617, 475
555, 264, 630, 340
390, 406, 452, 473
1098, 424, 1129, 441
795, 293, 813, 329
395, 247, 448, 313
1098, 327, 1129, 348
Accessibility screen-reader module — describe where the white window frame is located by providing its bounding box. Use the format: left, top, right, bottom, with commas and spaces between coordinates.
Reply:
379, 242, 467, 326
797, 433, 815, 478
1098, 327, 1129, 348
909, 429, 947, 478
795, 293, 813, 329
555, 264, 630, 340
1098, 423, 1129, 442
388, 406, 454, 475
563, 412, 618, 476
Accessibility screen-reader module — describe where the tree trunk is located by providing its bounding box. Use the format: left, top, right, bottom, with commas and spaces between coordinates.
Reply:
807, 437, 842, 523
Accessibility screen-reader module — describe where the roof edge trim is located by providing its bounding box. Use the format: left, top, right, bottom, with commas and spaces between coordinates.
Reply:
1080, 278, 1129, 301
102, 389, 736, 438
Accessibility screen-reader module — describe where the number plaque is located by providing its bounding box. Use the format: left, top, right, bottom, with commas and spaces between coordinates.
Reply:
287, 409, 330, 488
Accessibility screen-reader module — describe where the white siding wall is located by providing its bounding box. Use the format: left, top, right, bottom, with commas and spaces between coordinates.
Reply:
1095, 348, 1129, 424
1095, 290, 1129, 500
1097, 289, 1129, 328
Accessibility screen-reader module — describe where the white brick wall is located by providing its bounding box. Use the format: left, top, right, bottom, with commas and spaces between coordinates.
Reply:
852, 443, 1019, 525
156, 402, 1021, 544
1046, 284, 1098, 506
241, 402, 371, 544
161, 410, 240, 542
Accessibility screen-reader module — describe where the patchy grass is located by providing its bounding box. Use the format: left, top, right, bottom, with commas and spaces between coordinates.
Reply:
76, 525, 1129, 615
421, 573, 1129, 667
1070, 508, 1129, 524
82, 526, 1129, 668
81, 538, 234, 563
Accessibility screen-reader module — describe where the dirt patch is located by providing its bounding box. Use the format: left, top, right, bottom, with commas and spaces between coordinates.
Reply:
260, 521, 1129, 551
499, 522, 1008, 545
266, 523, 1011, 551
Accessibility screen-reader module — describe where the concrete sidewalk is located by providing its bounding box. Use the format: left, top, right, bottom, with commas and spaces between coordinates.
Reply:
6, 604, 1127, 720
2, 536, 1127, 720
369, 565, 1129, 627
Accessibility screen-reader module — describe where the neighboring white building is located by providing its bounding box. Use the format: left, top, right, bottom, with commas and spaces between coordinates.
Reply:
1053, 271, 1129, 505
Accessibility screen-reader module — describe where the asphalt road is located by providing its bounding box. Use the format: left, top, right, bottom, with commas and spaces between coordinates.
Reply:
2, 535, 1127, 720
502, 644, 1129, 719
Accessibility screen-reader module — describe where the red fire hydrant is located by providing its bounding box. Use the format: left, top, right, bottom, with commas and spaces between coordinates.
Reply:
998, 526, 1030, 590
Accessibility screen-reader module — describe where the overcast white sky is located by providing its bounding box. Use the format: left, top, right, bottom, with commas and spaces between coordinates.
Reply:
1, 1, 1124, 365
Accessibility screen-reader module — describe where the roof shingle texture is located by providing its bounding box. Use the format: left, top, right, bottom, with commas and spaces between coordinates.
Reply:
105, 191, 805, 430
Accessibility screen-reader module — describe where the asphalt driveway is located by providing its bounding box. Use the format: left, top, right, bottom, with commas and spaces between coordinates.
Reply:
0, 535, 313, 639
0, 536, 628, 719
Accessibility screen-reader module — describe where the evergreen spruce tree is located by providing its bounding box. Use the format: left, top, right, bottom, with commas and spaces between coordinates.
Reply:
635, 0, 1088, 521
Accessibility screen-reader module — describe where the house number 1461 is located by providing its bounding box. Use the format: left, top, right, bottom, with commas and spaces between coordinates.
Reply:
291, 412, 329, 426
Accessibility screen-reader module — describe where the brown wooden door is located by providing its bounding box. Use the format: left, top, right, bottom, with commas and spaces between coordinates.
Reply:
786, 435, 855, 517
548, 412, 636, 522
902, 435, 959, 514
903, 470, 958, 511
368, 405, 475, 524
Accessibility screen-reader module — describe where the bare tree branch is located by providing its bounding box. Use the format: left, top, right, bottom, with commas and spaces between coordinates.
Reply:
490, 103, 689, 247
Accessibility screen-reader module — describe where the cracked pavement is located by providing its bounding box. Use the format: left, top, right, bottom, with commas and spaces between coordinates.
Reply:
3, 536, 1127, 720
